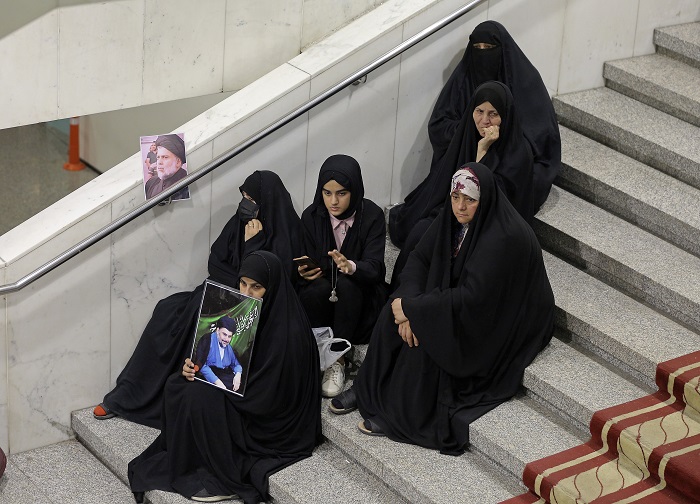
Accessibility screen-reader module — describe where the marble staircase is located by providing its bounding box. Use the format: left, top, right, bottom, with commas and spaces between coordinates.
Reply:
3, 20, 700, 504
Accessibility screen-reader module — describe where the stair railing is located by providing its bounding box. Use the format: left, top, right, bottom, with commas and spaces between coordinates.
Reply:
0, 0, 487, 295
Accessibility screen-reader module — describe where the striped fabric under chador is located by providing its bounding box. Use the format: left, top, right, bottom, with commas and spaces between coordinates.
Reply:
502, 351, 700, 504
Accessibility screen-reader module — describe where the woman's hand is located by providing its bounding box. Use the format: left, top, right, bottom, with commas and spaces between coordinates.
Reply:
476, 125, 500, 162
244, 219, 263, 241
398, 321, 419, 347
391, 298, 408, 324
298, 257, 323, 281
328, 249, 352, 274
232, 373, 242, 391
182, 358, 196, 381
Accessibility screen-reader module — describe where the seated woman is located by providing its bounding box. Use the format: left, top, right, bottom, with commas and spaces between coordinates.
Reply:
297, 154, 387, 398
390, 20, 560, 248
390, 80, 533, 290
128, 251, 321, 504
93, 170, 301, 428
332, 164, 554, 455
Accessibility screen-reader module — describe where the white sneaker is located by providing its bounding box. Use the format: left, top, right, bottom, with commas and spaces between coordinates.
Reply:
322, 361, 345, 398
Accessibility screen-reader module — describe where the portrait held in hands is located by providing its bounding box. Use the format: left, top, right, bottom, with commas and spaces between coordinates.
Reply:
189, 280, 262, 397
140, 133, 190, 202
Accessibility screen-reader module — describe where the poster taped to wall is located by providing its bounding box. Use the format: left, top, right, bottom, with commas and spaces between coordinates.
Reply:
140, 132, 190, 202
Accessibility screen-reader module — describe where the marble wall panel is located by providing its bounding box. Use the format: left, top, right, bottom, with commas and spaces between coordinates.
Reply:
142, 0, 226, 104
58, 0, 144, 118
487, 0, 565, 95
558, 0, 639, 94
305, 59, 401, 209
0, 265, 7, 452
301, 0, 379, 48
211, 64, 311, 160
109, 173, 213, 385
5, 206, 111, 453
223, 0, 304, 92
634, 0, 700, 55
210, 114, 309, 235
0, 12, 59, 130
391, 3, 487, 204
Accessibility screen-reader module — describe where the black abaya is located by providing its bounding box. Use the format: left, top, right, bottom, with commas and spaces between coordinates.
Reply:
390, 20, 560, 247
389, 80, 534, 290
298, 155, 387, 344
356, 163, 554, 455
128, 251, 321, 504
102, 171, 301, 428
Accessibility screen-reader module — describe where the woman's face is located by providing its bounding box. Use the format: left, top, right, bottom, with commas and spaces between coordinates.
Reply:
322, 180, 351, 217
239, 276, 266, 298
451, 191, 479, 224
473, 101, 501, 137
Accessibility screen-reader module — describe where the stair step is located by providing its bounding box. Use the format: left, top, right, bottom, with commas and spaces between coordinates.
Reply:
558, 125, 700, 258
523, 338, 648, 433
655, 22, 700, 69
320, 402, 520, 504
553, 87, 700, 190
2, 439, 135, 504
72, 408, 396, 504
544, 251, 700, 390
470, 396, 584, 483
604, 53, 700, 127
535, 186, 700, 333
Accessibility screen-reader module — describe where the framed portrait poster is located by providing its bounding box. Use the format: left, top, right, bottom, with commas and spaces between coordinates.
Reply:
140, 132, 190, 202
189, 280, 262, 397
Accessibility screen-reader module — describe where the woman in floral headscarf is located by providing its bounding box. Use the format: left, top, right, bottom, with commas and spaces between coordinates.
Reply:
332, 163, 555, 455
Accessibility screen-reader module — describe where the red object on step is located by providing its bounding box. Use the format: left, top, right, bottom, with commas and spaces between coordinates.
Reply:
0, 446, 6, 478
63, 116, 86, 171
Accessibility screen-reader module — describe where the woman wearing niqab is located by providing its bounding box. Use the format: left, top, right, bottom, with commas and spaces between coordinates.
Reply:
350, 163, 554, 454
389, 20, 560, 248
128, 251, 321, 504
96, 171, 301, 429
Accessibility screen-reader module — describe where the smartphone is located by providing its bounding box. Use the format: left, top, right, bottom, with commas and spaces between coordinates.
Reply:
293, 256, 321, 270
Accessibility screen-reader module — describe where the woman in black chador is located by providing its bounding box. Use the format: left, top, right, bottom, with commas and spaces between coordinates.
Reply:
128, 251, 322, 504
389, 80, 534, 289
297, 154, 387, 398
93, 171, 301, 428
332, 163, 554, 455
389, 20, 560, 248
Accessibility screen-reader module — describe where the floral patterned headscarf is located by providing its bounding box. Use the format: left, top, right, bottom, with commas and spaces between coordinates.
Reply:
450, 166, 481, 200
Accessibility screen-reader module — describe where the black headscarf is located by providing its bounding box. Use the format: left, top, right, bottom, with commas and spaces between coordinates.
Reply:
128, 251, 321, 504
390, 81, 533, 241
390, 21, 560, 246
312, 154, 364, 220
356, 163, 554, 454
208, 170, 301, 287
302, 155, 385, 284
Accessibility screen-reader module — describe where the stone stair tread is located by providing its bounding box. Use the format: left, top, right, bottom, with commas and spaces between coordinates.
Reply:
604, 53, 700, 126
558, 125, 700, 257
655, 22, 700, 67
543, 251, 700, 389
524, 338, 647, 431
553, 87, 700, 189
4, 439, 136, 504
320, 403, 519, 504
72, 407, 402, 504
536, 186, 700, 332
470, 397, 584, 481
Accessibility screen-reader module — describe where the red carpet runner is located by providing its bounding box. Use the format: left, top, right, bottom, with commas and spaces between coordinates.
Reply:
502, 351, 700, 503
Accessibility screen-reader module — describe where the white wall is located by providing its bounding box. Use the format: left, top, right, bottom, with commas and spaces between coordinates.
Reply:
0, 0, 698, 454
0, 0, 383, 131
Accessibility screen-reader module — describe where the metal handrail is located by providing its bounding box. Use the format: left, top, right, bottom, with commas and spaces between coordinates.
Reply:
0, 0, 486, 295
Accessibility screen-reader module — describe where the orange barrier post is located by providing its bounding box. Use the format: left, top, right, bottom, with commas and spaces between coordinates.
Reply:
63, 116, 86, 171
